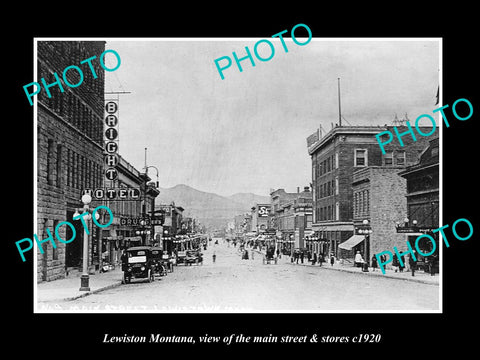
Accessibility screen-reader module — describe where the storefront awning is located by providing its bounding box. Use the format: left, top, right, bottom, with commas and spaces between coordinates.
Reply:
338, 235, 364, 250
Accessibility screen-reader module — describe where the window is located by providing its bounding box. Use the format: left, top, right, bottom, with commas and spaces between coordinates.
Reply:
56, 144, 62, 187
335, 202, 340, 221
353, 193, 356, 216
395, 150, 406, 166
355, 149, 367, 167
384, 151, 393, 166
66, 149, 71, 187
46, 139, 54, 185
52, 220, 58, 260
335, 177, 339, 195
335, 152, 339, 169
365, 190, 369, 213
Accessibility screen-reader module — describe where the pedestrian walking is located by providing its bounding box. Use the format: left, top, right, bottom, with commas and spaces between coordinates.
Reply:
392, 254, 399, 272
409, 252, 416, 276
330, 253, 335, 266
399, 255, 405, 272
429, 254, 437, 276
300, 251, 304, 264
312, 252, 317, 265
380, 253, 387, 265
354, 251, 364, 267
120, 249, 128, 272
295, 252, 299, 264
371, 254, 378, 271
212, 251, 216, 263
318, 253, 324, 267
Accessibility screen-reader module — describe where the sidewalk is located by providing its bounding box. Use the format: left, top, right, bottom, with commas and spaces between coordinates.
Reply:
36, 268, 123, 303
253, 249, 439, 285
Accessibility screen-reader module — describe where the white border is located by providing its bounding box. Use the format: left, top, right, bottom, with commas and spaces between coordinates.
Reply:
33, 37, 442, 314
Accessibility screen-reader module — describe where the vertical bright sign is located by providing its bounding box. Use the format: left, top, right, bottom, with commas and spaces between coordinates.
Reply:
104, 100, 119, 182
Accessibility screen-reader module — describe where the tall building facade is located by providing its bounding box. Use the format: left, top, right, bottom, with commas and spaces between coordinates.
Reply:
37, 41, 105, 282
250, 204, 271, 234
350, 166, 407, 264
306, 125, 438, 260
399, 137, 439, 272
270, 187, 313, 253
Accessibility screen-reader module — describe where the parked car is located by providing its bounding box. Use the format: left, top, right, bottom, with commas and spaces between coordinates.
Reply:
176, 250, 187, 265
185, 250, 203, 265
150, 247, 168, 276
122, 246, 156, 284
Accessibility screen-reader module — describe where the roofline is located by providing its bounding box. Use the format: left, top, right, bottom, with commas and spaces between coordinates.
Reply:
307, 126, 388, 155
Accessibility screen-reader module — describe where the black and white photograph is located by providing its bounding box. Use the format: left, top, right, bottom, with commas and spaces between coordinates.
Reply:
33, 37, 442, 313
7, 9, 479, 354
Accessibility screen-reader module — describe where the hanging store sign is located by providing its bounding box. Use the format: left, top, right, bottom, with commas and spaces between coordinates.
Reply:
396, 226, 437, 233
258, 205, 270, 217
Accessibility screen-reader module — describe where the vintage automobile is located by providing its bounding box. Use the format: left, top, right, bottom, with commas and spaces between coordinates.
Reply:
162, 253, 175, 272
122, 246, 156, 284
185, 250, 203, 265
262, 246, 277, 265
150, 247, 168, 276
176, 250, 187, 265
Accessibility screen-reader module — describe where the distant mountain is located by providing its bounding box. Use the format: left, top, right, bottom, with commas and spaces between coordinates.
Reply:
155, 184, 269, 229
226, 193, 270, 209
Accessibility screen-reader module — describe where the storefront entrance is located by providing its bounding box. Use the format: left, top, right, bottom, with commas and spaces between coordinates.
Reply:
65, 210, 84, 269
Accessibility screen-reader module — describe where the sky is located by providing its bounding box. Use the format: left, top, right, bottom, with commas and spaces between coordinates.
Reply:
104, 38, 440, 197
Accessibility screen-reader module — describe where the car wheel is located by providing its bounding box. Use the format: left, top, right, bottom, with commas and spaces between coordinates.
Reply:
148, 269, 153, 283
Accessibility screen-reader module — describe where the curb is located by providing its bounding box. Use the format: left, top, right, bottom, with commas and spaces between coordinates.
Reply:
62, 281, 123, 302
286, 262, 439, 285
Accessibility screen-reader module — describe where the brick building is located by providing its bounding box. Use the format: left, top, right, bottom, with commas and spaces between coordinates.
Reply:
270, 187, 313, 253
155, 203, 184, 254
398, 137, 439, 272
348, 166, 407, 265
97, 155, 159, 265
37, 41, 105, 282
306, 124, 438, 260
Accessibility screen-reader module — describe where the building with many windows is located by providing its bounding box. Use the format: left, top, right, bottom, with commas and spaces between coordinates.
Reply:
306, 124, 438, 260
270, 187, 313, 253
37, 41, 105, 282
349, 166, 407, 265
98, 155, 160, 266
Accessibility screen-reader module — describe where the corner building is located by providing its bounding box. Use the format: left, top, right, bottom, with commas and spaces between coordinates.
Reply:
306, 124, 438, 260
37, 41, 105, 282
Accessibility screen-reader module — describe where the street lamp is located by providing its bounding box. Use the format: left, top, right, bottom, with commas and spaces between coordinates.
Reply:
360, 219, 373, 263
73, 194, 98, 292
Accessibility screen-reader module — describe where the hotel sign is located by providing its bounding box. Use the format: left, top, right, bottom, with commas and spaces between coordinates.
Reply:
104, 100, 119, 181
82, 187, 140, 200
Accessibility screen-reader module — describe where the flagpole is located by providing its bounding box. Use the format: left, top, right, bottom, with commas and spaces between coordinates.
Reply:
337, 78, 342, 127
